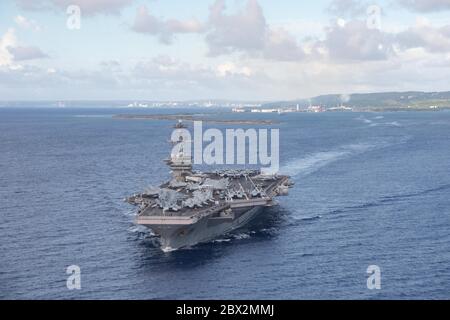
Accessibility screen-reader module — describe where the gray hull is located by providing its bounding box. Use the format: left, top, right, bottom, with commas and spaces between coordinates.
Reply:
147, 206, 264, 252
127, 124, 293, 252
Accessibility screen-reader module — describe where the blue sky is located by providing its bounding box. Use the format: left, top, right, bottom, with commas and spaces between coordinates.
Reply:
1, 0, 450, 100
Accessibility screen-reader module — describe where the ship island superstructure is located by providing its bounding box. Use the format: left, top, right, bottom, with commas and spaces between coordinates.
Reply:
126, 122, 293, 252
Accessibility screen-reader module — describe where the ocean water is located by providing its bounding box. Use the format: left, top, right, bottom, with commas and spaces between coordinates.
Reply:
0, 107, 449, 299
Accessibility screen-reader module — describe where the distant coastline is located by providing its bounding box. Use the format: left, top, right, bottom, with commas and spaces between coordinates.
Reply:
1, 90, 450, 112
262, 91, 450, 112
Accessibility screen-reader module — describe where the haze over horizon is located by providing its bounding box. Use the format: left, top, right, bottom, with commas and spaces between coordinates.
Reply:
1, 0, 450, 101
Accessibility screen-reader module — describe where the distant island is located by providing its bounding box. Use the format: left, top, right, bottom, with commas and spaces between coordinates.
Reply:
113, 114, 277, 125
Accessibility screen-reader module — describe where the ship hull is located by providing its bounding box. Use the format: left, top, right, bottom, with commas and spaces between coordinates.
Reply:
144, 206, 264, 252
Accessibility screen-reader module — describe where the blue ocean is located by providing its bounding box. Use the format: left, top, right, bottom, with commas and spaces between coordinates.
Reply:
0, 107, 449, 299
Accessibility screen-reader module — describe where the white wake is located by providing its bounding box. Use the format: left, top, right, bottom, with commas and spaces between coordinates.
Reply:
280, 138, 408, 177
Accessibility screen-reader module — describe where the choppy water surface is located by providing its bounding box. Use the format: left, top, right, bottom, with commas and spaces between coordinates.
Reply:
0, 107, 449, 299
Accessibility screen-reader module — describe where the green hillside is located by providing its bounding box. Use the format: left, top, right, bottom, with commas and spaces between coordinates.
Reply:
263, 91, 450, 111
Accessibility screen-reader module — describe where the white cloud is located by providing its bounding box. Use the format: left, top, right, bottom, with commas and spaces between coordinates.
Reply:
205, 0, 305, 61
0, 29, 17, 67
0, 28, 48, 64
206, 0, 266, 54
130, 1, 306, 61
263, 28, 306, 61
132, 5, 205, 44
14, 15, 41, 32
15, 0, 133, 15
396, 22, 450, 53
397, 0, 450, 12
3, 0, 450, 100
7, 45, 49, 61
216, 62, 252, 77
318, 19, 394, 61
2, 49, 450, 100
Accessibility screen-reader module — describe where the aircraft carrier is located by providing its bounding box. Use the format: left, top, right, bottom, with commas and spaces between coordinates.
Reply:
126, 122, 293, 252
